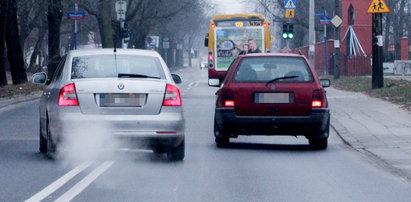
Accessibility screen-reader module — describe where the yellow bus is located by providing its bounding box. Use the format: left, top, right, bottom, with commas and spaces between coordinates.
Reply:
204, 14, 272, 86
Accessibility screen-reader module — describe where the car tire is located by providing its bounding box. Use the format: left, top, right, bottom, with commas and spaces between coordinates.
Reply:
309, 138, 328, 150
46, 120, 57, 159
152, 146, 166, 154
309, 118, 330, 150
214, 118, 230, 148
166, 140, 185, 161
215, 137, 230, 148
39, 123, 47, 153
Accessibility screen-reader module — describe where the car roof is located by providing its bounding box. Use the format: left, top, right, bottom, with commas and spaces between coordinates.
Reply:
238, 53, 306, 59
68, 48, 161, 57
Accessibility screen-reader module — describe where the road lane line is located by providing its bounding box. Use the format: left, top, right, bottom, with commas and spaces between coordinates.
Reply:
54, 161, 115, 202
24, 162, 92, 202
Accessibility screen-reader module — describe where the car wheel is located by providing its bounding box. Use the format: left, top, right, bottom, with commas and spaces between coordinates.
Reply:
166, 140, 185, 161
309, 138, 328, 150
152, 146, 166, 154
46, 120, 57, 159
214, 118, 230, 148
39, 122, 47, 153
215, 137, 230, 148
309, 118, 330, 150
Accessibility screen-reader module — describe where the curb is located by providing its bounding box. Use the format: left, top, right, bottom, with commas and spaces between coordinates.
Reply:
331, 115, 411, 183
0, 92, 42, 110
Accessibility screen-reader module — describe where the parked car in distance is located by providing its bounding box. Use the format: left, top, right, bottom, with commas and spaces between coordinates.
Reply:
32, 49, 185, 161
211, 53, 331, 149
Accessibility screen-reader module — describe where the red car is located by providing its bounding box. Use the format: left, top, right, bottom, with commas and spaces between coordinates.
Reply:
211, 53, 331, 149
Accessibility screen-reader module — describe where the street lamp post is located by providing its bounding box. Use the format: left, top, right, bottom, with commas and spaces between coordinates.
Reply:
115, 0, 127, 48
309, 0, 316, 67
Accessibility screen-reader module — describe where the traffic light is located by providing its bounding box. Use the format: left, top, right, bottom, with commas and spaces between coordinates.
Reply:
282, 24, 288, 39
282, 23, 294, 39
288, 24, 294, 39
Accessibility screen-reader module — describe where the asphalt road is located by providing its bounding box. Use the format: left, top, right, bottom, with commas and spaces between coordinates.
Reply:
1, 65, 411, 202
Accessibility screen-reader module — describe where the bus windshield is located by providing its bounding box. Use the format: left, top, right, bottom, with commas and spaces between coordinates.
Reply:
215, 27, 264, 70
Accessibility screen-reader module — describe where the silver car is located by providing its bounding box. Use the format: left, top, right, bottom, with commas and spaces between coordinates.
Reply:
32, 49, 185, 161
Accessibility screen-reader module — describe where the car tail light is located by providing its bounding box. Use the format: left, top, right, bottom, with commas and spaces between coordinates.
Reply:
263, 22, 268, 27
58, 83, 79, 106
224, 100, 235, 107
311, 89, 323, 108
163, 84, 182, 106
217, 89, 235, 108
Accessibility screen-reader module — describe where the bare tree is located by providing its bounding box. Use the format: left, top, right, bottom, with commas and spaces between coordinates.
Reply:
47, 0, 63, 77
0, 0, 7, 86
5, 0, 27, 84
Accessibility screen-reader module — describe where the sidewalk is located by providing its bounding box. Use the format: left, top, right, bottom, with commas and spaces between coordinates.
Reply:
328, 87, 411, 180
0, 92, 42, 110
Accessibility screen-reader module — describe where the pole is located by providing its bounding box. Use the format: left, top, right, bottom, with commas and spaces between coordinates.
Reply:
333, 0, 341, 79
74, 3, 78, 50
372, 13, 384, 89
309, 0, 316, 67
323, 9, 327, 75
120, 21, 125, 48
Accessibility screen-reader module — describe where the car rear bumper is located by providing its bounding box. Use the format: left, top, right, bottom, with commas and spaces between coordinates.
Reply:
48, 107, 185, 149
215, 108, 330, 138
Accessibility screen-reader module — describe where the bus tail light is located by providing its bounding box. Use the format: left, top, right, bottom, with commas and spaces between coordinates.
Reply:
208, 51, 214, 68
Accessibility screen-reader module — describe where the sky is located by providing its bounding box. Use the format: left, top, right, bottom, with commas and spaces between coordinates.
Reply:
210, 0, 248, 14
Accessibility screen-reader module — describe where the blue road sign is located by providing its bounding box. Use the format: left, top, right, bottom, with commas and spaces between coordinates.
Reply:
319, 17, 331, 24
315, 11, 328, 16
67, 12, 86, 20
284, 0, 296, 9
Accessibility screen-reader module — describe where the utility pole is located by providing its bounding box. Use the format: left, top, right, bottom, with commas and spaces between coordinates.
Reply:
372, 13, 384, 89
333, 0, 341, 79
368, 0, 390, 89
309, 0, 315, 67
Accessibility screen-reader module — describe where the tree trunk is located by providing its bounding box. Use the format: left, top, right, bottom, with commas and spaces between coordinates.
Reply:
0, 0, 8, 86
47, 0, 63, 78
5, 0, 27, 85
394, 0, 406, 60
28, 31, 46, 73
97, 0, 114, 48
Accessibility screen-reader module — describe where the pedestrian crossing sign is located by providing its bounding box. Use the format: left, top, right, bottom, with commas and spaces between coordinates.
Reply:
367, 0, 390, 13
284, 0, 296, 9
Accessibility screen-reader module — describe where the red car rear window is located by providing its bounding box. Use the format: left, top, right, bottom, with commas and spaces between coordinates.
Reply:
232, 57, 313, 83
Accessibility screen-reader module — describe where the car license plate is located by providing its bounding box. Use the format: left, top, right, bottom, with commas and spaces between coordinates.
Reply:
254, 93, 293, 104
99, 93, 146, 107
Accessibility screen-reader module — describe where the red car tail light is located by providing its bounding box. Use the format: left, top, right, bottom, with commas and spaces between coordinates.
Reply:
217, 89, 235, 108
224, 100, 235, 107
311, 89, 323, 108
58, 83, 79, 106
163, 84, 182, 106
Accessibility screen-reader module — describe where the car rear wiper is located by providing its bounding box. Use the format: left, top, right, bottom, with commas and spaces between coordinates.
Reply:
265, 76, 299, 86
118, 73, 160, 79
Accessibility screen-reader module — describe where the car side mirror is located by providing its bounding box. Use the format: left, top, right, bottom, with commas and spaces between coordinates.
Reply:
320, 79, 331, 88
171, 74, 182, 84
32, 72, 48, 85
208, 78, 220, 87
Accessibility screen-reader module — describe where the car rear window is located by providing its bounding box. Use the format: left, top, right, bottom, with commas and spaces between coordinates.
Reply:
71, 55, 166, 79
233, 57, 313, 83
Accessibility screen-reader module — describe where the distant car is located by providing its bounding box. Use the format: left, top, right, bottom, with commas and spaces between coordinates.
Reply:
211, 53, 331, 149
32, 49, 185, 161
